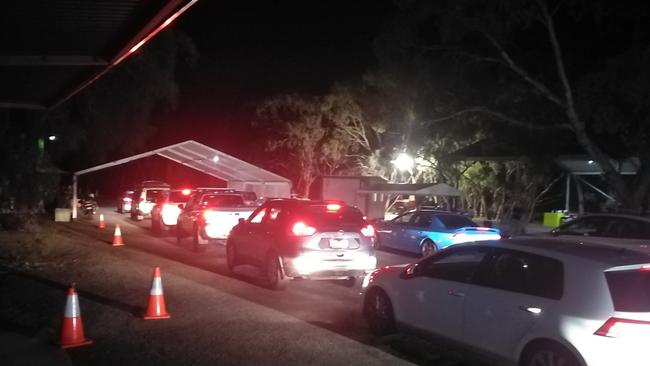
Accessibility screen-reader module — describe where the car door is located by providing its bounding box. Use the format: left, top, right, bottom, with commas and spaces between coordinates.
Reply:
401, 211, 435, 252
236, 206, 268, 260
463, 249, 563, 360
178, 194, 201, 235
380, 212, 414, 249
397, 246, 489, 343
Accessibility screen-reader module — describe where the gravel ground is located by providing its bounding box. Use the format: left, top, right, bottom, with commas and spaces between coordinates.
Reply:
0, 221, 417, 366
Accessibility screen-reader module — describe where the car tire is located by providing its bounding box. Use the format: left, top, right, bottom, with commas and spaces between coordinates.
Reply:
193, 224, 208, 252
264, 253, 288, 290
226, 239, 238, 271
521, 342, 580, 366
364, 288, 396, 336
420, 240, 437, 257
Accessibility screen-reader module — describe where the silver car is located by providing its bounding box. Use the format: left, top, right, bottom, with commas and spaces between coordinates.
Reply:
227, 199, 378, 289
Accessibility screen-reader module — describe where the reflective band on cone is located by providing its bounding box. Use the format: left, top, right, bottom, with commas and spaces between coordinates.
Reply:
143, 267, 170, 320
98, 214, 105, 229
112, 224, 124, 246
60, 285, 93, 349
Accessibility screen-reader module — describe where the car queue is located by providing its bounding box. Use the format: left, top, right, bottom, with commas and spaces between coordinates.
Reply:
112, 182, 650, 366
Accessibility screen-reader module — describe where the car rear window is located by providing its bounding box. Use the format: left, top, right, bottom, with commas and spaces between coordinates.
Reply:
437, 214, 477, 229
605, 270, 650, 312
301, 204, 365, 226
145, 190, 167, 201
201, 194, 244, 207
169, 191, 191, 202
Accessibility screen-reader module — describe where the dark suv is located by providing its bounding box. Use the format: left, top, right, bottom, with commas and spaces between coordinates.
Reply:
226, 199, 378, 290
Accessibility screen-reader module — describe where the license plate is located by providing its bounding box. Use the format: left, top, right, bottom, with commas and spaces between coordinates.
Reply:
329, 239, 349, 249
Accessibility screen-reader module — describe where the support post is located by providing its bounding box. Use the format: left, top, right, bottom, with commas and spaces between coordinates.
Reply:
565, 173, 570, 212
72, 174, 78, 219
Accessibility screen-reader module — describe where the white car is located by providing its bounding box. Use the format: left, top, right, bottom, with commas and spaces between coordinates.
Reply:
361, 237, 650, 366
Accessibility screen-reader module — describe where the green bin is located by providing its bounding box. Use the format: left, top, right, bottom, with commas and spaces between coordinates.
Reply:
543, 212, 564, 227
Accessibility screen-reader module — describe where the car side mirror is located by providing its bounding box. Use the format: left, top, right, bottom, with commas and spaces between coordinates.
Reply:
551, 227, 560, 236
238, 218, 246, 225
400, 263, 419, 279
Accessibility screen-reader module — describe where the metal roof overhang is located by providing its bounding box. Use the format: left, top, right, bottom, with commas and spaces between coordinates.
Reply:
75, 140, 291, 184
358, 183, 462, 197
0, 0, 199, 110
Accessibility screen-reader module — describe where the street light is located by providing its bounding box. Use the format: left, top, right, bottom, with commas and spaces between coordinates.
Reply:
48, 135, 57, 141
393, 152, 414, 172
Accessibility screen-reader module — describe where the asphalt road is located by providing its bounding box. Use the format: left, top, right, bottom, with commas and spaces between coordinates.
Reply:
60, 208, 473, 365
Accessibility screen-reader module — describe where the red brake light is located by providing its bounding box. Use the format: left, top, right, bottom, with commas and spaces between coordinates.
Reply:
182, 189, 191, 195
361, 224, 375, 237
326, 203, 341, 211
476, 227, 490, 231
292, 222, 316, 236
123, 197, 132, 202
641, 264, 650, 271
595, 317, 650, 338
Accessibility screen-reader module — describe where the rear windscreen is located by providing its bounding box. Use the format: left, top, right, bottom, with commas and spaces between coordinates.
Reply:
437, 215, 477, 229
169, 191, 191, 203
300, 205, 365, 226
605, 270, 650, 312
201, 194, 244, 207
145, 190, 167, 202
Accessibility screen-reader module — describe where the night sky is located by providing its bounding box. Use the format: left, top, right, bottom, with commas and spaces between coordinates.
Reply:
151, 0, 395, 155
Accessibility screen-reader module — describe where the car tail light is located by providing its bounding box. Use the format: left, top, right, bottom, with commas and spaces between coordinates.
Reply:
292, 222, 316, 236
181, 188, 191, 195
476, 227, 490, 231
360, 224, 375, 237
595, 317, 650, 338
641, 264, 650, 271
123, 197, 132, 202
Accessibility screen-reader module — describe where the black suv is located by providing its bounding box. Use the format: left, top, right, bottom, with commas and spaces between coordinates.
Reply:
227, 199, 378, 290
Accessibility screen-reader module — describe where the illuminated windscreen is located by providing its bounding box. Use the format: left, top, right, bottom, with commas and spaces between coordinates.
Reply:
202, 194, 245, 207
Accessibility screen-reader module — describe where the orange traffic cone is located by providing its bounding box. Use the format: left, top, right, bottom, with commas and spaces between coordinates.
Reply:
112, 224, 124, 246
143, 267, 170, 320
60, 284, 93, 349
98, 214, 105, 229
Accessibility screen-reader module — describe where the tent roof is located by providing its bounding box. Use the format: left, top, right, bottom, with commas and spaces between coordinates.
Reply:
75, 140, 291, 184
358, 183, 462, 197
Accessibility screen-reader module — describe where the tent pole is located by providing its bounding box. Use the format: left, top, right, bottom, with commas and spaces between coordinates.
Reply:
565, 173, 570, 212
72, 174, 78, 219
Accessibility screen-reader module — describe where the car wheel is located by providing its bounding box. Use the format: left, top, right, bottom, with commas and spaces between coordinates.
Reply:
364, 288, 396, 336
420, 240, 437, 257
264, 253, 288, 290
193, 224, 208, 252
522, 343, 580, 366
226, 239, 238, 271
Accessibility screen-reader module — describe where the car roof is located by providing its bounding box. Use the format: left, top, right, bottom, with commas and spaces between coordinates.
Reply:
468, 237, 650, 268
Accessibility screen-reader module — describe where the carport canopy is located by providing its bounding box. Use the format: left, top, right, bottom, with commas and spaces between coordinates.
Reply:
72, 140, 292, 218
358, 183, 462, 197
